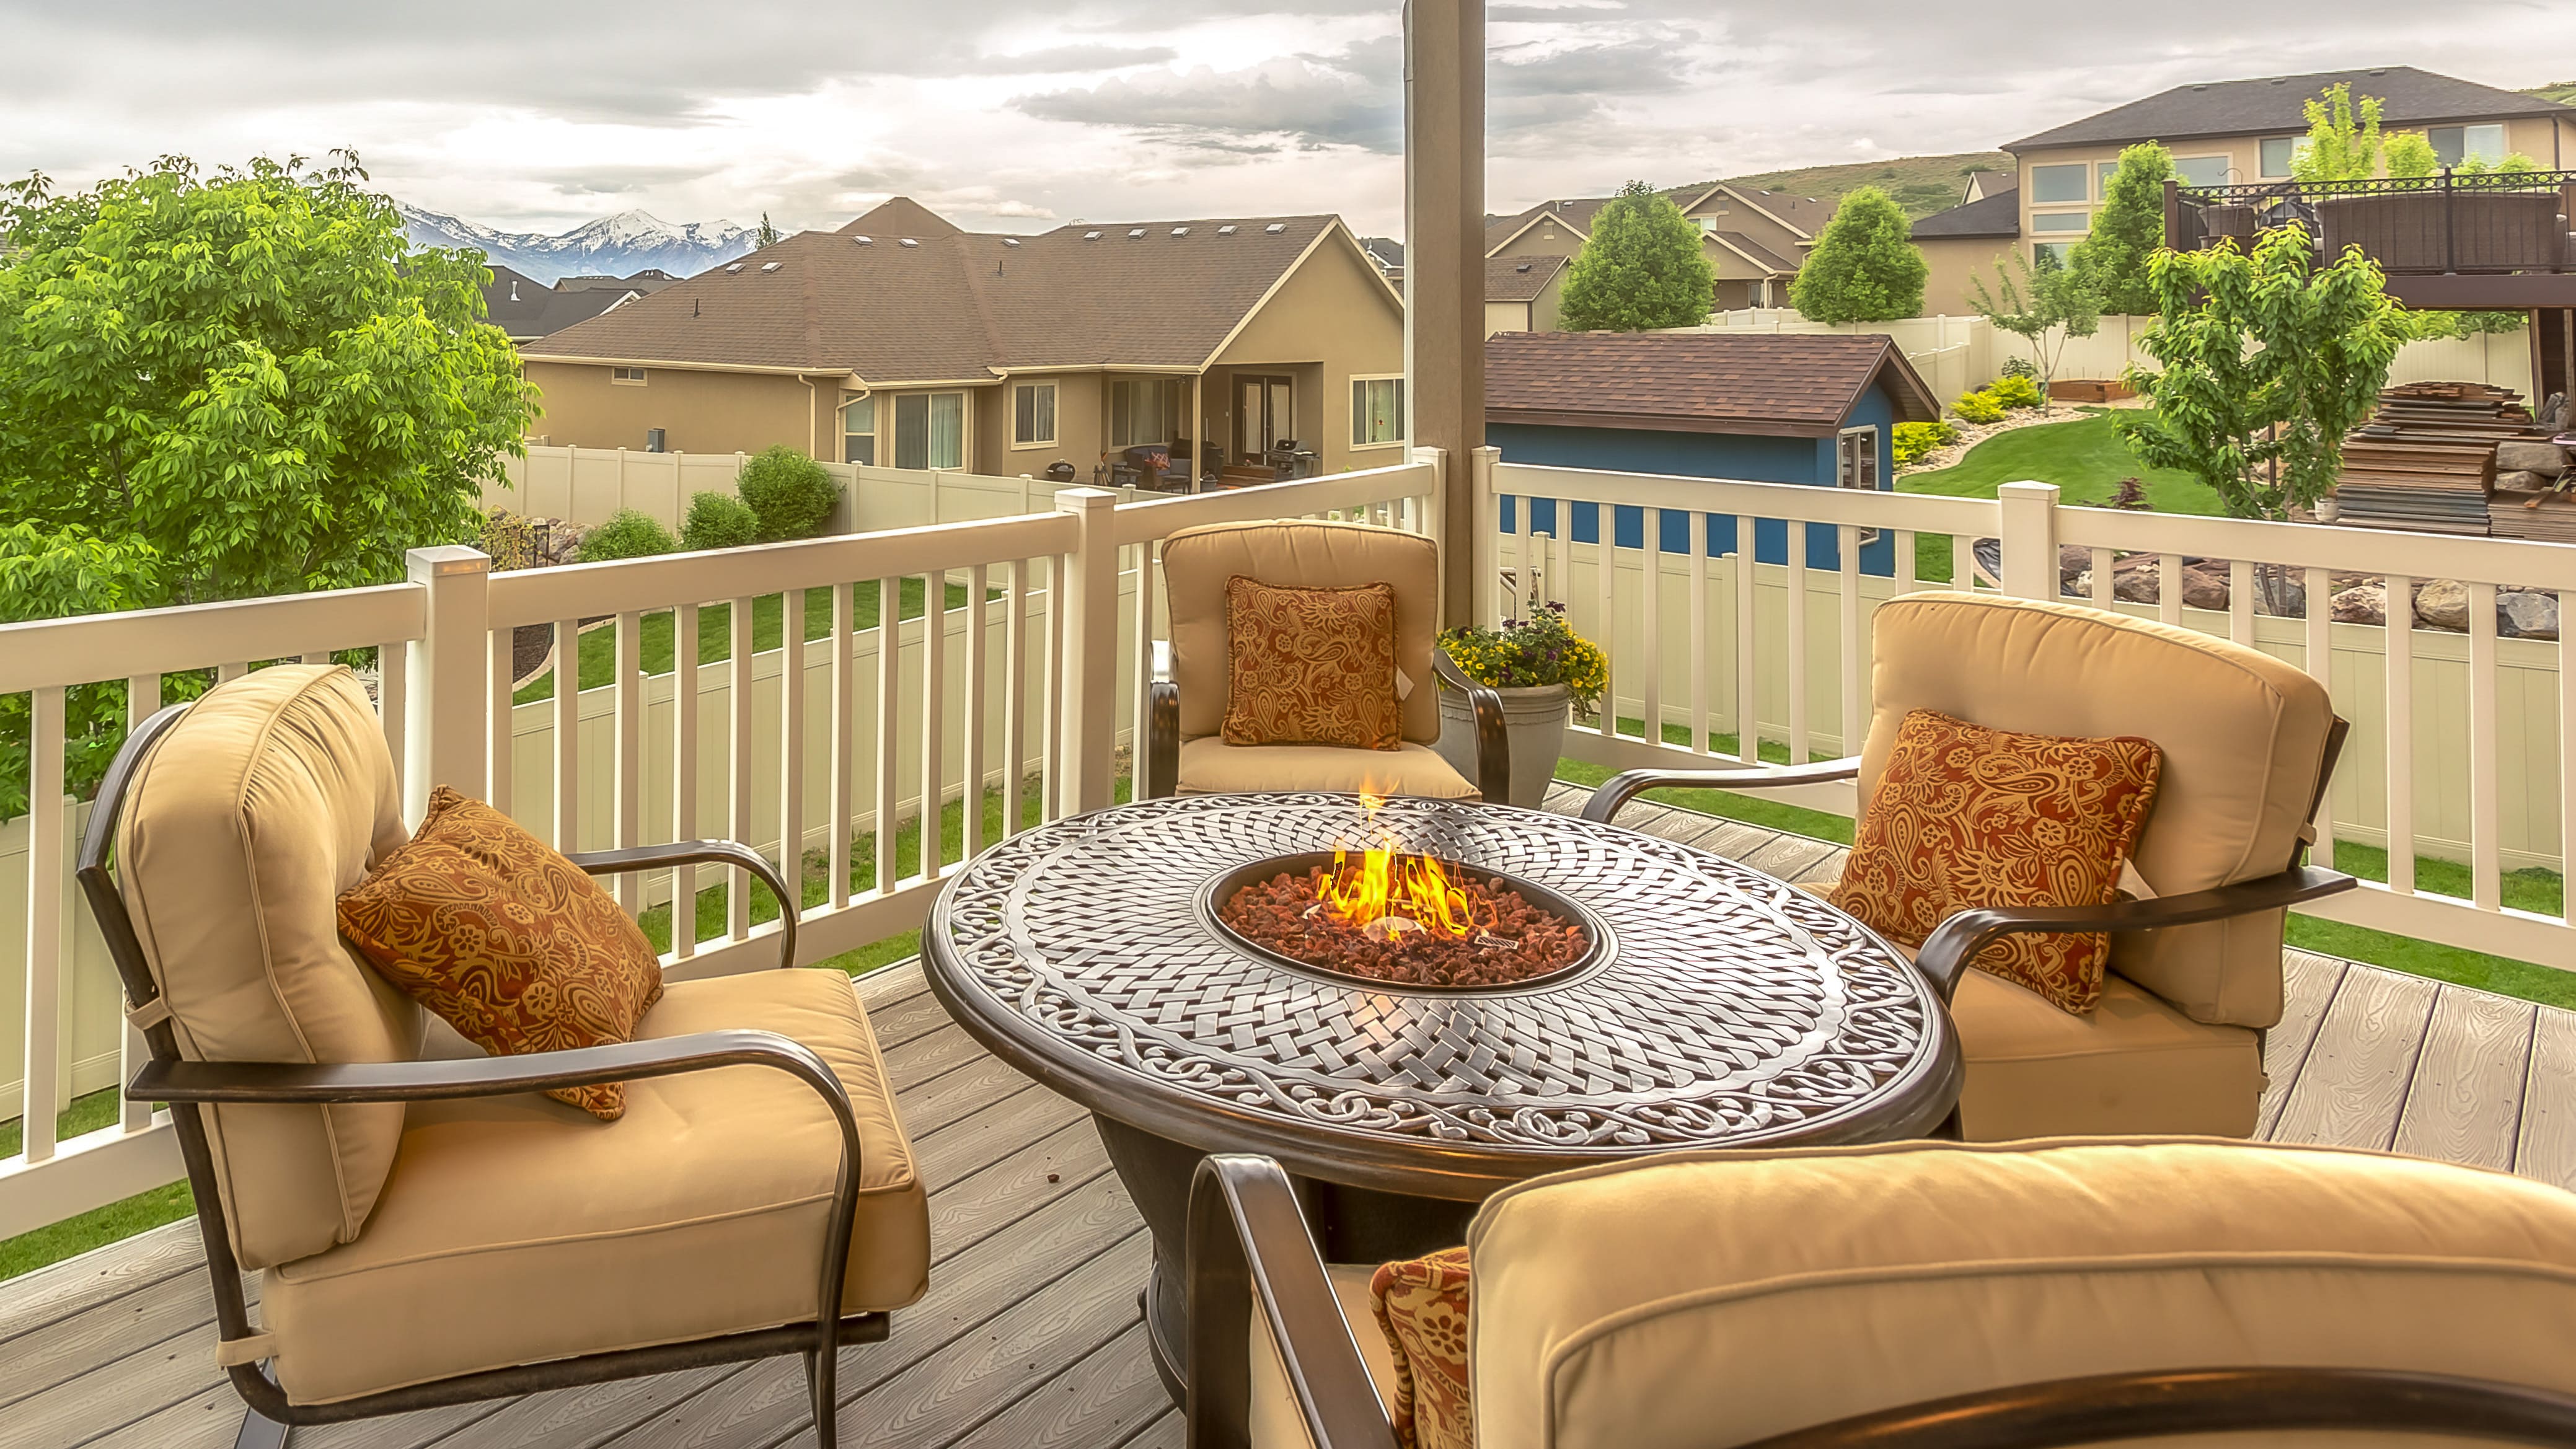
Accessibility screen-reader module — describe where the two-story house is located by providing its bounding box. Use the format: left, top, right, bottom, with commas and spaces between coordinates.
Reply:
1484, 183, 1829, 312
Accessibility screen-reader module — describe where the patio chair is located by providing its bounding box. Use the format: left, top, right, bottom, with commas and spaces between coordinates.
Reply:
77, 666, 929, 1448
1146, 519, 1508, 801
1188, 1140, 2576, 1449
1582, 591, 2357, 1141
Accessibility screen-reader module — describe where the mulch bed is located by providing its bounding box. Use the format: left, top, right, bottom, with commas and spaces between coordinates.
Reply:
1220, 862, 1588, 987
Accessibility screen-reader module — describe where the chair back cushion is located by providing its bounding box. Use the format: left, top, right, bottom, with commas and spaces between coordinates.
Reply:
1467, 1138, 2576, 1449
1163, 520, 1440, 745
117, 666, 421, 1268
1860, 592, 2335, 1027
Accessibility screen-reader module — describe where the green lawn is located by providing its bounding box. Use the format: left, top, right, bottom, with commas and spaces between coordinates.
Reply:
1900, 408, 2220, 582
514, 579, 970, 705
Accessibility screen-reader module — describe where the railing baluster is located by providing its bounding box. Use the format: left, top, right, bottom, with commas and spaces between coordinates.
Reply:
1688, 513, 1709, 756
2228, 560, 2256, 644
919, 575, 946, 883
1595, 506, 1617, 739
1641, 506, 1664, 748
1005, 560, 1030, 837
2091, 547, 2115, 608
2469, 580, 2501, 912
1551, 511, 1572, 612
22, 685, 64, 1164
487, 628, 513, 817
877, 578, 902, 888
1734, 516, 1758, 765
1043, 555, 1067, 822
1950, 534, 1976, 590
218, 661, 247, 684
728, 596, 755, 940
122, 675, 160, 1131
674, 603, 700, 958
1838, 524, 1863, 759
963, 563, 991, 863
2158, 553, 2185, 627
2303, 566, 2335, 861
779, 588, 807, 926
1894, 529, 1916, 597
1787, 521, 1809, 764
552, 616, 580, 853
2563, 586, 2575, 923
614, 610, 643, 913
2383, 576, 2415, 897
829, 584, 854, 913
374, 644, 406, 793
1131, 543, 1157, 801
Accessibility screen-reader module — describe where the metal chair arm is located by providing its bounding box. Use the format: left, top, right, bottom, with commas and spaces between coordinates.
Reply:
565, 840, 797, 968
1580, 759, 1863, 824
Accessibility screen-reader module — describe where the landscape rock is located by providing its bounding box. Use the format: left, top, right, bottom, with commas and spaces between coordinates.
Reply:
2066, 570, 2094, 599
2495, 441, 2568, 477
2500, 589, 2561, 641
2114, 566, 2160, 604
2181, 565, 2231, 612
2494, 469, 2553, 496
2252, 572, 2305, 618
2331, 584, 2386, 625
2060, 545, 2093, 581
2414, 578, 2471, 632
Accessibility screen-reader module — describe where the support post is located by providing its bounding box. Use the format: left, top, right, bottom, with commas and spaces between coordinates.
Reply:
1996, 481, 2060, 601
1054, 487, 1121, 816
1405, 0, 1485, 629
403, 545, 493, 823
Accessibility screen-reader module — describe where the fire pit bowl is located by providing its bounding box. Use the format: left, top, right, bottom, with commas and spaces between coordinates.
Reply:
1199, 850, 1610, 992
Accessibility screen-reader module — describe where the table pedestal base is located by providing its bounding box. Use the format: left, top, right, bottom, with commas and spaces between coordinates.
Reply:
1092, 1114, 1478, 1406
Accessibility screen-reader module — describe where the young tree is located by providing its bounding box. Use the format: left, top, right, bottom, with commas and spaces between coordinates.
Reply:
1967, 249, 2101, 399
2291, 82, 2385, 183
2069, 142, 2172, 315
0, 152, 533, 606
2115, 224, 2408, 527
757, 211, 782, 247
1789, 186, 1928, 324
1556, 182, 1716, 331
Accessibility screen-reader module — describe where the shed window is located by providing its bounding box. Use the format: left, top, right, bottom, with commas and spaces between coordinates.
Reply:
1837, 426, 1882, 547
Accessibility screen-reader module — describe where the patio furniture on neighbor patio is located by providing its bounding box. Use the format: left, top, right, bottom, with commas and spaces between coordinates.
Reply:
75, 666, 929, 1449
922, 791, 1961, 1407
1583, 592, 2357, 1142
1188, 1138, 2576, 1449
1145, 520, 1510, 801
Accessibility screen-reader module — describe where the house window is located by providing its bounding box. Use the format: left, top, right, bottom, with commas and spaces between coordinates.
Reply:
2034, 241, 2076, 268
2097, 161, 2121, 196
611, 366, 646, 385
892, 392, 966, 470
1696, 216, 1719, 235
2259, 136, 2302, 178
1109, 379, 1186, 447
2428, 123, 2507, 167
2029, 164, 2088, 203
842, 393, 875, 466
1351, 377, 1405, 447
2174, 155, 2233, 188
2031, 211, 2090, 232
1012, 382, 1057, 448
1836, 427, 1882, 547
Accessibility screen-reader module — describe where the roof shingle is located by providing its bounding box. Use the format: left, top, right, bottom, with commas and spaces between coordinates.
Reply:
2005, 66, 2571, 151
1912, 188, 2021, 240
1486, 331, 1939, 436
1485, 254, 1568, 301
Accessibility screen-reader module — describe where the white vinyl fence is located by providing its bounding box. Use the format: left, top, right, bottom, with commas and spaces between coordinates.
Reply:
487, 447, 1126, 535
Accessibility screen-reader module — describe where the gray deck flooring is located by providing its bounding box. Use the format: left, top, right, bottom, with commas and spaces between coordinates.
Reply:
11, 789, 2571, 1448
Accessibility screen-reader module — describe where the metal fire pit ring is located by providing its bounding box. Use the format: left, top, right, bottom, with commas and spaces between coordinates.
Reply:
1193, 850, 1615, 995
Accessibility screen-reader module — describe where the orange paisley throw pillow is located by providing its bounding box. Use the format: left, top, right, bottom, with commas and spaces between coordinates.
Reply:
336, 786, 664, 1119
1371, 1247, 1473, 1449
1828, 709, 2162, 1014
1220, 576, 1403, 751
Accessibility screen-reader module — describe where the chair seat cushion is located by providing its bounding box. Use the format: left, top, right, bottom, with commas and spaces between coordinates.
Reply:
261, 968, 929, 1406
1179, 738, 1478, 798
1951, 966, 2263, 1140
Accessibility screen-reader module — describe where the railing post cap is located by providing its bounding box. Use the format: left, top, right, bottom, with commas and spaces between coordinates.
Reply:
407, 545, 492, 579
1999, 480, 2062, 502
1054, 486, 1120, 512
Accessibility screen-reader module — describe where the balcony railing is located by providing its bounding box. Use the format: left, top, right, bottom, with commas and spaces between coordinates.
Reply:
3, 452, 2571, 1243
2166, 171, 2576, 276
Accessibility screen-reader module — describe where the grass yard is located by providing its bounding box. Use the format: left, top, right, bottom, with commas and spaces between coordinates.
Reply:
1899, 408, 2219, 583
514, 578, 971, 705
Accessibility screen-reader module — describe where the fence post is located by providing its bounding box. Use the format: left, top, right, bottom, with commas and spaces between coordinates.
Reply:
1471, 445, 1502, 627
403, 545, 493, 823
1053, 487, 1121, 815
1997, 481, 2061, 599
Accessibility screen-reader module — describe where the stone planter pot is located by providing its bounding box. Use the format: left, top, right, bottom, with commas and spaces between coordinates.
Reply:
1436, 680, 1569, 808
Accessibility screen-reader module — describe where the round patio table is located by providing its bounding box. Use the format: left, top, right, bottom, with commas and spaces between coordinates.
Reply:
921, 791, 1960, 1402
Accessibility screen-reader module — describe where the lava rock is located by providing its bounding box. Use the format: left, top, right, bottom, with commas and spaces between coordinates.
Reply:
2495, 441, 2568, 477
2331, 584, 2386, 625
2500, 589, 2561, 641
2414, 578, 2472, 631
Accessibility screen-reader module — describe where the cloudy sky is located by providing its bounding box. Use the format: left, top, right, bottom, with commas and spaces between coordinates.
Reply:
7, 0, 2575, 239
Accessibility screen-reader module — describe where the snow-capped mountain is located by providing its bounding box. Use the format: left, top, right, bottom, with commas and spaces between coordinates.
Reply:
397, 203, 757, 284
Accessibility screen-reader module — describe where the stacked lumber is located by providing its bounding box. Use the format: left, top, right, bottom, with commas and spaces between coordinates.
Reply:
2490, 481, 2576, 544
2330, 382, 2549, 536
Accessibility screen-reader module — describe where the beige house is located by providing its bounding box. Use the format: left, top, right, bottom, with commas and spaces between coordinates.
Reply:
1484, 254, 1568, 335
523, 197, 1407, 481
1911, 180, 2021, 317
1484, 183, 1829, 312
1916, 66, 2576, 310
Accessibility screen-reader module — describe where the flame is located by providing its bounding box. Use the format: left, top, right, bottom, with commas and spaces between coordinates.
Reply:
1317, 798, 1483, 938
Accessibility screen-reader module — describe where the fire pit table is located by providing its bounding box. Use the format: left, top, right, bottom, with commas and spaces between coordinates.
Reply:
922, 791, 1961, 1401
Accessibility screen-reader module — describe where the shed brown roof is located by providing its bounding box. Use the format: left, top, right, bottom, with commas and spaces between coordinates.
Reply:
1484, 254, 1568, 301
1485, 331, 1939, 437
530, 199, 1380, 384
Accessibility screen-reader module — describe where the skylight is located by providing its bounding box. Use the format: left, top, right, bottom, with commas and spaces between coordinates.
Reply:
761, 261, 781, 272
1003, 237, 1021, 247
1264, 223, 1286, 234
725, 263, 744, 273
854, 235, 873, 245
1127, 228, 1146, 238
1083, 230, 1101, 240
899, 238, 919, 248
1217, 224, 1237, 236
1170, 226, 1189, 236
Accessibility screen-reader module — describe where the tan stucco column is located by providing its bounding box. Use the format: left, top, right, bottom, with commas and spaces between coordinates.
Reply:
1405, 0, 1484, 626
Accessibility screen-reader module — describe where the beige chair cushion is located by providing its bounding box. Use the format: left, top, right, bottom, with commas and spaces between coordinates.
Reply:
1861, 594, 2337, 1029
1250, 1263, 1400, 1449
1468, 1138, 2576, 1449
1951, 967, 2262, 1140
1163, 520, 1442, 746
1178, 738, 1477, 799
116, 665, 420, 1269
261, 967, 929, 1405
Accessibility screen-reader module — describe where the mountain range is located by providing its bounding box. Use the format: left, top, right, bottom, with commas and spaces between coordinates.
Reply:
397, 203, 757, 284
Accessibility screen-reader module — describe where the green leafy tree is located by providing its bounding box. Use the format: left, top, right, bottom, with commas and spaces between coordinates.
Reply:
0, 523, 185, 816
0, 152, 534, 607
1966, 248, 2101, 399
1789, 186, 1927, 324
2292, 83, 2384, 183
2115, 225, 2408, 527
1556, 182, 1716, 331
734, 443, 840, 540
2069, 142, 2172, 315
2384, 131, 2438, 185
757, 211, 782, 248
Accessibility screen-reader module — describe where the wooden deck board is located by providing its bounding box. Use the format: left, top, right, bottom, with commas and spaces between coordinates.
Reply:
15, 796, 2572, 1449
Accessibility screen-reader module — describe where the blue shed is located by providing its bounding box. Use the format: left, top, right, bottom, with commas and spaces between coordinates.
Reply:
1484, 330, 1941, 575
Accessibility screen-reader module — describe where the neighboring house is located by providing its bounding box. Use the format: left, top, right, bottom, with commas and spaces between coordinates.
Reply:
1959, 170, 2014, 203
1910, 183, 2021, 317
1484, 331, 1938, 576
556, 269, 683, 295
1357, 236, 1405, 287
1913, 66, 2576, 307
479, 265, 645, 344
523, 197, 1407, 478
1484, 255, 1568, 336
1483, 184, 1830, 311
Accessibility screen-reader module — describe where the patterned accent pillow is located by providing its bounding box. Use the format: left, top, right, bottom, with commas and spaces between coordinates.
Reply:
336, 786, 664, 1119
1220, 576, 1403, 751
1371, 1246, 1473, 1449
1828, 709, 2162, 1014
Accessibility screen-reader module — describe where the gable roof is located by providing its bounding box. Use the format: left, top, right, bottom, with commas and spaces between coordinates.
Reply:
1708, 230, 1803, 274
2005, 66, 2573, 151
529, 199, 1387, 384
1485, 331, 1940, 437
1912, 187, 2021, 239
1485, 254, 1568, 302
1484, 187, 1819, 270
1357, 236, 1405, 271
479, 265, 639, 341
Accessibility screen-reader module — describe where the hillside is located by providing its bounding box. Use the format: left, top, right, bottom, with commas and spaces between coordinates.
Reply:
1682, 151, 2011, 220
2527, 81, 2576, 105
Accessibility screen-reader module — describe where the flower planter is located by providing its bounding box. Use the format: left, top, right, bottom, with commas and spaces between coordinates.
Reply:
1436, 681, 1568, 808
